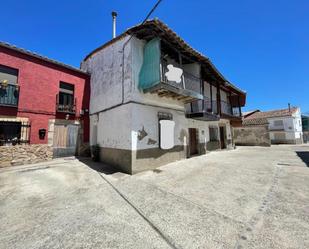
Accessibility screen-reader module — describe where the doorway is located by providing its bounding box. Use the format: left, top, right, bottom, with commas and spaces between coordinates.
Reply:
189, 128, 198, 156
53, 124, 79, 157
219, 126, 226, 149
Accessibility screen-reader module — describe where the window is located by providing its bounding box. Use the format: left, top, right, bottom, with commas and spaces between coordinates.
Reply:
209, 127, 218, 141
0, 121, 21, 145
274, 120, 284, 127
0, 65, 19, 106
274, 132, 286, 140
0, 65, 18, 84
0, 121, 30, 146
57, 82, 75, 113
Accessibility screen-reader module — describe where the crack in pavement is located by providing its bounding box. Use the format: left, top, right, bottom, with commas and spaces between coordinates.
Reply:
97, 172, 182, 249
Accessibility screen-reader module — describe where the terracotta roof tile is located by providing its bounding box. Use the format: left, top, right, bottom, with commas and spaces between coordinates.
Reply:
243, 107, 298, 126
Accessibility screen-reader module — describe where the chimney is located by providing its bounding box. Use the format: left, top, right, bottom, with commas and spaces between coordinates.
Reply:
112, 11, 117, 39
288, 103, 291, 112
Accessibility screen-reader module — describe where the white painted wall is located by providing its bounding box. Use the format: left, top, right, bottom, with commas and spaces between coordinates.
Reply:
83, 35, 235, 153
89, 104, 132, 149
131, 103, 187, 150
81, 36, 133, 114
268, 108, 303, 142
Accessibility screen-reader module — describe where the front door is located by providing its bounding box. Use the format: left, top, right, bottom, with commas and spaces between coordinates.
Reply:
189, 128, 198, 156
220, 126, 226, 149
53, 124, 79, 157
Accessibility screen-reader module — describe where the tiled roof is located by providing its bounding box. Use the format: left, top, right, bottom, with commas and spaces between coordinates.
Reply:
242, 110, 260, 118
243, 117, 269, 126
0, 41, 88, 75
83, 18, 246, 96
243, 107, 299, 126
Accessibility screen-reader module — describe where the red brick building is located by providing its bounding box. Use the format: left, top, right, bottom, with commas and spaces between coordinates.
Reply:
0, 42, 90, 159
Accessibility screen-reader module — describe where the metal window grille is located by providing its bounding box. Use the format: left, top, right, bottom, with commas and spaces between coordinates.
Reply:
0, 120, 31, 146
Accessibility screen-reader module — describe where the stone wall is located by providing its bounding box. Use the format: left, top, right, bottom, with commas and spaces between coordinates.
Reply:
233, 126, 271, 147
0, 144, 53, 167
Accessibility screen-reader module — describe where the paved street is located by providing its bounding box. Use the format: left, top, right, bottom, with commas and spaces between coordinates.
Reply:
1, 145, 309, 249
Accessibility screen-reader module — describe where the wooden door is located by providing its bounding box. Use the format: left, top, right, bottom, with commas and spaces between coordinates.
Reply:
220, 126, 226, 149
189, 128, 198, 156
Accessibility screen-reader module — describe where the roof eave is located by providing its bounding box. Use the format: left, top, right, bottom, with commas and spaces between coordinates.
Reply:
0, 41, 89, 76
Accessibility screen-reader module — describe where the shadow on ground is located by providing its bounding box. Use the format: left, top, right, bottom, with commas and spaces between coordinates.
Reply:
77, 157, 120, 174
296, 151, 309, 167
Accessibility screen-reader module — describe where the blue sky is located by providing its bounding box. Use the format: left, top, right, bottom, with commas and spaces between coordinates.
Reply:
1, 0, 308, 113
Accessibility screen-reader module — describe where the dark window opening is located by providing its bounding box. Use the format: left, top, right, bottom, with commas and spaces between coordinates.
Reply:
0, 121, 30, 146
57, 82, 75, 113
0, 64, 18, 85
0, 65, 19, 107
209, 127, 219, 141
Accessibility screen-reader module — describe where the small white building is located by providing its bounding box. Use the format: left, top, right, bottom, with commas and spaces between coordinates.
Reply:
243, 107, 303, 144
81, 19, 246, 174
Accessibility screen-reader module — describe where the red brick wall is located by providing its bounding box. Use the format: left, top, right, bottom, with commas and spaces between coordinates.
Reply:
0, 46, 90, 144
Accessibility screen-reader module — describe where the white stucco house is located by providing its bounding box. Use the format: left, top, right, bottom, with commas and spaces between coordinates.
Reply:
243, 107, 303, 144
81, 19, 246, 174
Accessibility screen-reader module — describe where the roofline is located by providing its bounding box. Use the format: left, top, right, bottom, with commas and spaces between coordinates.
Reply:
83, 33, 128, 62
82, 19, 246, 95
0, 41, 89, 76
244, 107, 299, 120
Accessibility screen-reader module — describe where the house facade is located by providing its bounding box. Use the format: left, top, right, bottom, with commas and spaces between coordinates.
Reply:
0, 42, 90, 166
243, 107, 303, 144
82, 19, 246, 174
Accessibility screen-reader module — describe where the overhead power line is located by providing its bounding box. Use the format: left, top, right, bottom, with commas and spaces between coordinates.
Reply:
141, 0, 163, 25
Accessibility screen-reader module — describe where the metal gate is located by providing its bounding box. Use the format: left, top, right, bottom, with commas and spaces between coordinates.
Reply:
53, 124, 79, 157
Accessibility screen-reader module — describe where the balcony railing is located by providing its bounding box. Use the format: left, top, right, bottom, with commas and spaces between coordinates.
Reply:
186, 98, 218, 114
56, 94, 76, 114
185, 98, 220, 121
186, 98, 241, 118
161, 60, 202, 94
0, 83, 19, 107
221, 100, 241, 117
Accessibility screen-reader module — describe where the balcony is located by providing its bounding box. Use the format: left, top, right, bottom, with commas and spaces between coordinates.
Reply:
56, 94, 76, 114
185, 98, 219, 121
221, 100, 242, 118
186, 99, 242, 121
0, 83, 19, 107
140, 59, 204, 103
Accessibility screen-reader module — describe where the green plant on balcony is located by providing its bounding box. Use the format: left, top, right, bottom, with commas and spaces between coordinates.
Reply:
0, 80, 8, 97
0, 79, 8, 88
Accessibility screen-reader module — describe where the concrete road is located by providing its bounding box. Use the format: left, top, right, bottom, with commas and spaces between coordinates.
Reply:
0, 145, 309, 249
